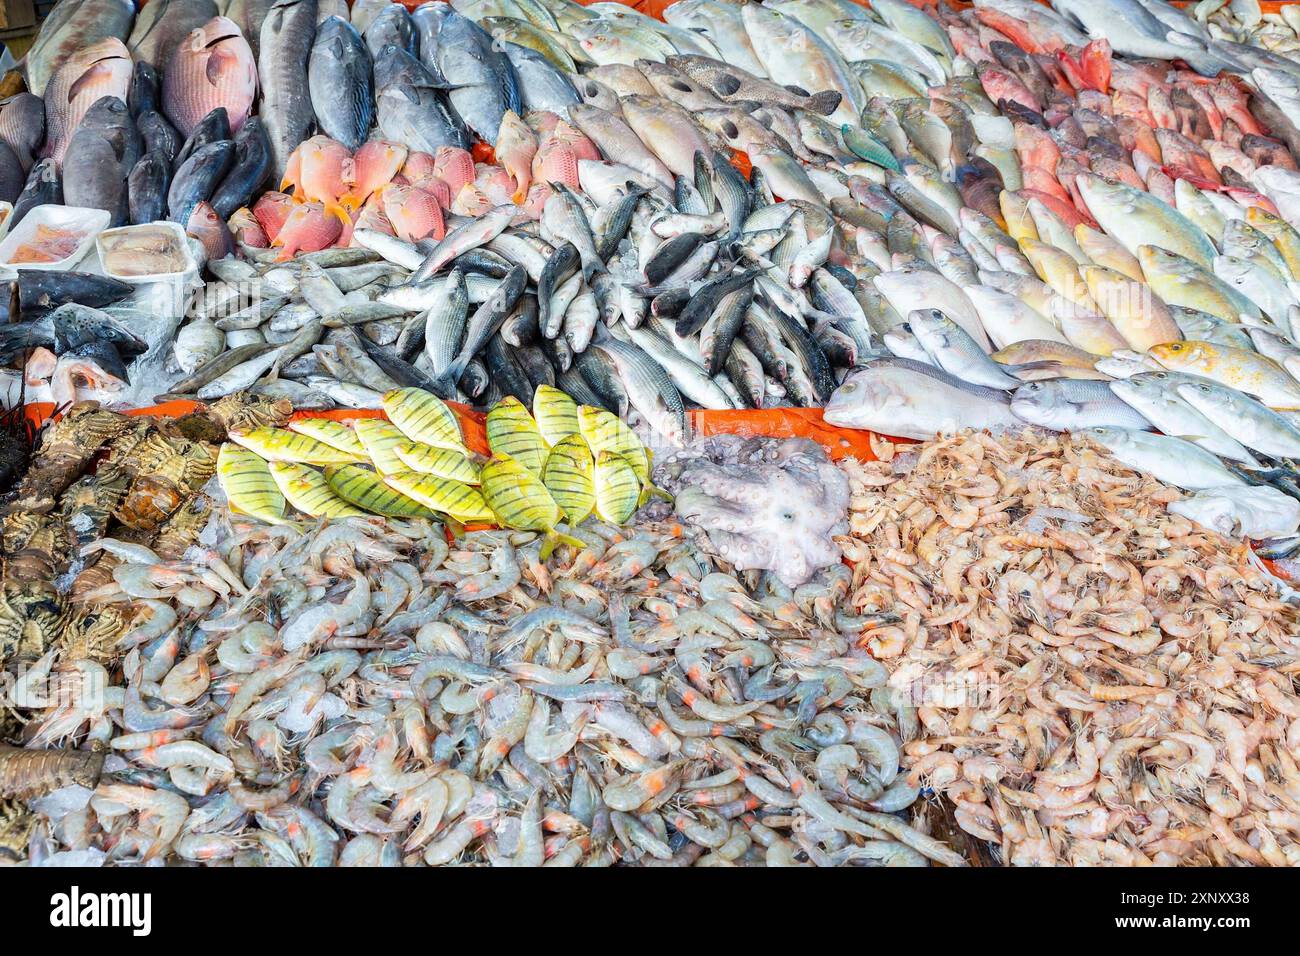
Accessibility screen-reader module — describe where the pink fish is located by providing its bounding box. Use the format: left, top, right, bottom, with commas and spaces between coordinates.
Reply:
495, 110, 537, 203
548, 120, 600, 162
229, 207, 268, 247
433, 146, 476, 195
186, 201, 234, 261
379, 184, 445, 242
252, 191, 295, 242
284, 136, 354, 225
474, 163, 516, 207
450, 182, 492, 218
517, 182, 550, 221
531, 138, 581, 190
43, 38, 132, 167
162, 17, 258, 139
351, 194, 395, 242
274, 201, 343, 260
344, 139, 408, 210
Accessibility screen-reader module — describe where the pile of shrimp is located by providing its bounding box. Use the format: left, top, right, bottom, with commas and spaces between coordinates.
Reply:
839, 428, 1300, 867
4, 506, 965, 867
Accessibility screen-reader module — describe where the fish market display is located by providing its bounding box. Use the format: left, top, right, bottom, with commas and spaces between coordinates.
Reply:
840, 428, 1300, 866
11, 0, 1300, 443
9, 0, 1300, 870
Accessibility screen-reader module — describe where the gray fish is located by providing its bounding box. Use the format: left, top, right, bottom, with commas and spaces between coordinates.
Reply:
411, 2, 453, 85
209, 116, 272, 219
500, 41, 579, 118
127, 150, 172, 225
63, 96, 139, 226
0, 93, 46, 174
258, 0, 319, 183
432, 10, 520, 146
1010, 378, 1152, 431
591, 334, 689, 444
129, 0, 220, 68
168, 139, 236, 223
824, 356, 1020, 438
375, 47, 470, 154
0, 142, 24, 205
362, 3, 415, 60
137, 109, 182, 163
1109, 372, 1262, 465
11, 160, 63, 229
908, 308, 1021, 389
424, 268, 469, 380
309, 16, 373, 151
440, 265, 528, 388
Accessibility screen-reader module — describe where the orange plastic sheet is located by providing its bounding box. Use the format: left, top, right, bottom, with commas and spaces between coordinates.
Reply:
22, 400, 890, 462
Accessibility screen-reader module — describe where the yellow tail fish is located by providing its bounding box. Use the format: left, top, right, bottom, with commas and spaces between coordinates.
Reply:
287, 418, 369, 458
593, 451, 639, 524
393, 441, 480, 484
324, 464, 440, 518
353, 419, 410, 474
383, 470, 496, 523
228, 427, 361, 464
268, 461, 369, 518
532, 384, 581, 446
486, 396, 549, 476
542, 434, 595, 524
217, 444, 290, 524
480, 454, 585, 558
383, 387, 466, 453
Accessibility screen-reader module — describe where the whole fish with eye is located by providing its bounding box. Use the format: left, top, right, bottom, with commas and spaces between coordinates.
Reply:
24, 0, 136, 98
258, 0, 318, 183
432, 10, 521, 147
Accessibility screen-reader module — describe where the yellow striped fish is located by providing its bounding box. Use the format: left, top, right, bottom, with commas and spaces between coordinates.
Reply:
532, 384, 581, 446
593, 451, 640, 524
288, 418, 369, 458
324, 464, 440, 518
383, 387, 466, 453
383, 470, 496, 523
577, 406, 649, 485
486, 396, 549, 476
542, 434, 595, 525
480, 454, 585, 558
217, 444, 289, 524
228, 426, 361, 464
394, 441, 480, 484
353, 419, 409, 474
268, 461, 369, 518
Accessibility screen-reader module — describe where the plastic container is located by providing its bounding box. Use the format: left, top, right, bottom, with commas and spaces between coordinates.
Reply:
94, 221, 202, 319
0, 204, 110, 272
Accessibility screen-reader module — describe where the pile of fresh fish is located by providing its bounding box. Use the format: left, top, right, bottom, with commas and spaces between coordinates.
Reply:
839, 428, 1300, 866
16, 0, 1300, 470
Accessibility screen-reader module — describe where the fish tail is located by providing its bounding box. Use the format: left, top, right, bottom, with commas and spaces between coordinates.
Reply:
324, 202, 353, 228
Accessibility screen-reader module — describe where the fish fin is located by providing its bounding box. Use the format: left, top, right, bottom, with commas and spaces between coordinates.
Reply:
324, 202, 352, 228
205, 47, 236, 86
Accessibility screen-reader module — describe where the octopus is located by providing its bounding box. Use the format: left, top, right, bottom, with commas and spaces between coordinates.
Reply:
655, 435, 851, 587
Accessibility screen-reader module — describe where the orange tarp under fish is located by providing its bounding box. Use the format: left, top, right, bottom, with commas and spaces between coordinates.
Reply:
22, 400, 891, 462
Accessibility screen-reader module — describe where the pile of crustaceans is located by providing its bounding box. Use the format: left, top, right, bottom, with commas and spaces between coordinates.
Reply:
841, 427, 1300, 866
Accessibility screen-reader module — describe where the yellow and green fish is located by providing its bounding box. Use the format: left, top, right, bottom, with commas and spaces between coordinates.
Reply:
384, 388, 467, 454
217, 444, 289, 524
268, 461, 369, 518
324, 464, 440, 518
228, 427, 360, 465
542, 434, 595, 524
